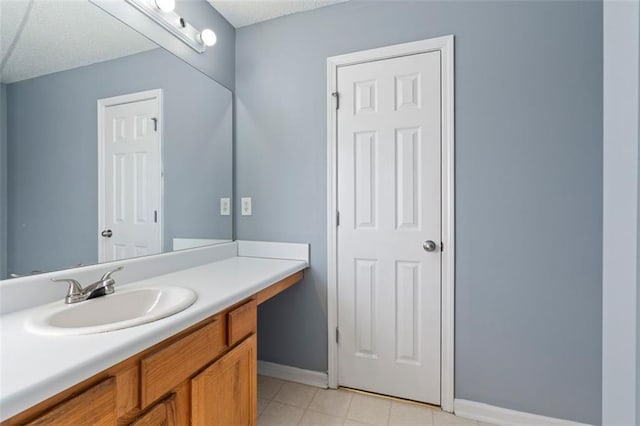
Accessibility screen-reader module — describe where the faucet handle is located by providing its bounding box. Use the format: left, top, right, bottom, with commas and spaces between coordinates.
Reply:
51, 278, 84, 303
100, 266, 124, 282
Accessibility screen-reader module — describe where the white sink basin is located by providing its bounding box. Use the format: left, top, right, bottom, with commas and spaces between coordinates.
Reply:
26, 286, 197, 336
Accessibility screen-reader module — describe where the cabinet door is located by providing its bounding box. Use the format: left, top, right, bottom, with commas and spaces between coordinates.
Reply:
191, 334, 257, 426
26, 378, 116, 425
130, 395, 176, 426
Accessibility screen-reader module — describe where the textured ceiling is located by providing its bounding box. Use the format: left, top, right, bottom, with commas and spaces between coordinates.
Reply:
0, 0, 157, 84
207, 0, 349, 28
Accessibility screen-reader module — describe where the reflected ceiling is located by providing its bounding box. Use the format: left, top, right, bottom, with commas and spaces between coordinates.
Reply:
0, 0, 156, 83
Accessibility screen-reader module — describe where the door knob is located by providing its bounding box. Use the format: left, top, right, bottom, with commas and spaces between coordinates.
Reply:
423, 240, 437, 252
101, 229, 113, 238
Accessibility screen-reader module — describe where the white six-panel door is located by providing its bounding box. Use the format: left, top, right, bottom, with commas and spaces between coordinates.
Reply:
337, 51, 442, 404
99, 92, 162, 262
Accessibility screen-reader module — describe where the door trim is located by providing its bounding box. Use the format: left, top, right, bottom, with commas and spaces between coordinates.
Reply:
326, 35, 455, 412
97, 89, 164, 262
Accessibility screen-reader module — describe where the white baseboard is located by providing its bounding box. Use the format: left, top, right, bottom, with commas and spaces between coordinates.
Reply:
454, 399, 592, 426
257, 361, 328, 389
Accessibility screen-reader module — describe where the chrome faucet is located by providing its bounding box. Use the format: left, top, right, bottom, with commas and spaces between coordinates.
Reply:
52, 266, 124, 304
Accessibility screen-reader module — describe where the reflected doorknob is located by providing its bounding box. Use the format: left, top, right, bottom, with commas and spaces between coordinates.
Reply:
101, 229, 113, 238
423, 240, 437, 252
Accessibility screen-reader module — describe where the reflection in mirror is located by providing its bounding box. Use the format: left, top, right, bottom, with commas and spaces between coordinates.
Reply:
0, 0, 232, 280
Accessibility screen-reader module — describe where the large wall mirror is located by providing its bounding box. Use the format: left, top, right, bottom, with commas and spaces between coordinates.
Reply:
0, 0, 233, 280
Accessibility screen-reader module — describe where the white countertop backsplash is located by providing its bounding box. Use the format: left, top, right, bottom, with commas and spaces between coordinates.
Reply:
0, 241, 309, 421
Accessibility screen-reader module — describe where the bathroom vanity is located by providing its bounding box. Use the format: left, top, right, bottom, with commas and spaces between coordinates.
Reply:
0, 242, 309, 425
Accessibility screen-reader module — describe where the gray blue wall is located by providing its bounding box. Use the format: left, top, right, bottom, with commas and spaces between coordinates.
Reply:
5, 48, 232, 277
602, 0, 640, 423
1, 84, 6, 279
235, 1, 603, 423
92, 0, 235, 90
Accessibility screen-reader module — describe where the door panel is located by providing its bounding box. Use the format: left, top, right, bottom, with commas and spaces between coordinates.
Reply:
337, 51, 442, 404
101, 96, 161, 262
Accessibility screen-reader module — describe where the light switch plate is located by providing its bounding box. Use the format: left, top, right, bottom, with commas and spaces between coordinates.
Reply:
241, 197, 252, 216
220, 198, 231, 216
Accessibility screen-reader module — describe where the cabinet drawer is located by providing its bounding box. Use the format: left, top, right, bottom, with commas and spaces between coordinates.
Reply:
26, 378, 116, 425
140, 317, 226, 407
227, 299, 257, 346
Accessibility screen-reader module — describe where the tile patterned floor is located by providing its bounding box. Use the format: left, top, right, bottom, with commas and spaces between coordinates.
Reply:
258, 376, 496, 426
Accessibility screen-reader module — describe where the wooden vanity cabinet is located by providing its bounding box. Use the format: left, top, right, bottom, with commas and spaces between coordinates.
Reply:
132, 297, 258, 425
3, 270, 303, 426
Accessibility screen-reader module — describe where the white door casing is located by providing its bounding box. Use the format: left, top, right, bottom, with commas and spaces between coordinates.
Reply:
98, 89, 163, 263
327, 36, 455, 411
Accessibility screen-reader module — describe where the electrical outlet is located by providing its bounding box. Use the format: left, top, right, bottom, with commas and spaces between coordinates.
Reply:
241, 197, 252, 216
220, 198, 230, 216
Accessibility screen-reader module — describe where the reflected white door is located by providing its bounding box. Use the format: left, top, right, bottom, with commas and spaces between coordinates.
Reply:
337, 52, 442, 404
99, 91, 162, 262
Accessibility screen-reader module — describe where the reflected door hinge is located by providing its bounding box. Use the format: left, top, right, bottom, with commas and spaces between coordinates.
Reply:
332, 92, 339, 110
336, 211, 340, 226
154, 210, 158, 223
151, 117, 158, 132
336, 327, 339, 344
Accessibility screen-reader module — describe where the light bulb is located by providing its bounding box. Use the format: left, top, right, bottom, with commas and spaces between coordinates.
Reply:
199, 29, 217, 47
155, 0, 175, 12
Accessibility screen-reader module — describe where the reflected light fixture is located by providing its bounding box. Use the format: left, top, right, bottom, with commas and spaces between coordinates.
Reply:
126, 0, 215, 53
154, 0, 175, 12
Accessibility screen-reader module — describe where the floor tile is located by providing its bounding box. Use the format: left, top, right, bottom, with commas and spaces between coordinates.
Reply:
257, 377, 490, 426
343, 420, 376, 426
273, 381, 319, 409
259, 401, 305, 426
298, 409, 344, 425
433, 410, 477, 425
308, 389, 354, 417
346, 394, 391, 426
388, 401, 434, 425
258, 376, 286, 400
258, 398, 269, 416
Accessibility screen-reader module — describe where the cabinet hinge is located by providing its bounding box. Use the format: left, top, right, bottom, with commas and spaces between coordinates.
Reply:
151, 117, 158, 131
336, 327, 339, 344
331, 92, 340, 110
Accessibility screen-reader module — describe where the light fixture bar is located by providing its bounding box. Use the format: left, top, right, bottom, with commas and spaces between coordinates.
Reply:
125, 0, 206, 53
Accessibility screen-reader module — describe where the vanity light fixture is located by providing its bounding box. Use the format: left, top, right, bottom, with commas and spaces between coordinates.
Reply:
199, 29, 217, 47
125, 0, 216, 53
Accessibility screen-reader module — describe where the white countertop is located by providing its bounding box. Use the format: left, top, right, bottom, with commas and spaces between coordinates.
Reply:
0, 255, 307, 421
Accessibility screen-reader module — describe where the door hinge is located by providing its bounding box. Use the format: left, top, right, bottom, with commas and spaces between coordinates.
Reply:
154, 210, 158, 223
336, 211, 340, 226
441, 241, 444, 252
331, 92, 340, 110
336, 327, 339, 344
151, 117, 158, 132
